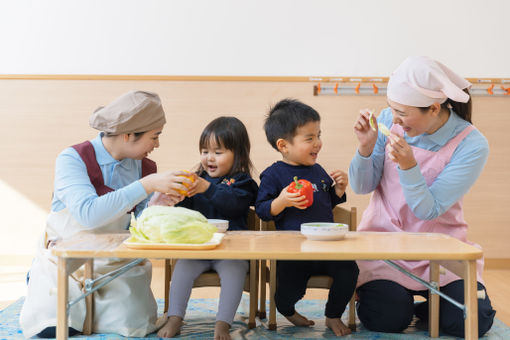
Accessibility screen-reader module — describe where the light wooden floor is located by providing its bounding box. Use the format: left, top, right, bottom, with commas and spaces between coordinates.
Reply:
150, 260, 510, 326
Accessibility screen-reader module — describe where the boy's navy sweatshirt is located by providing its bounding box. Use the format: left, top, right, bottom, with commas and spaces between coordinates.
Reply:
255, 161, 346, 230
178, 172, 258, 230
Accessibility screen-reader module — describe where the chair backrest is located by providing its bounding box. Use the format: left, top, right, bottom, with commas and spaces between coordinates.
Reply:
247, 206, 260, 231
311, 206, 357, 289
333, 206, 357, 232
165, 207, 260, 327
260, 217, 275, 231
260, 206, 357, 231
190, 206, 259, 290
261, 205, 359, 329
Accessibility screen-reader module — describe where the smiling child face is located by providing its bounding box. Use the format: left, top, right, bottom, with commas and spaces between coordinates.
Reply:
280, 121, 322, 166
200, 135, 234, 177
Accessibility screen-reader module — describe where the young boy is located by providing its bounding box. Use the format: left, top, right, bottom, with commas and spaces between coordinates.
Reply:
255, 99, 359, 336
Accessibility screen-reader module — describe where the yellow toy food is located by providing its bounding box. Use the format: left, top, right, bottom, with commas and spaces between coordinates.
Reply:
369, 110, 377, 131
378, 123, 391, 137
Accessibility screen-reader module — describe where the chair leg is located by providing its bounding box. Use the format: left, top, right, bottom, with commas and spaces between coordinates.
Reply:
163, 259, 171, 313
248, 260, 258, 329
258, 259, 267, 319
348, 294, 356, 331
269, 260, 277, 330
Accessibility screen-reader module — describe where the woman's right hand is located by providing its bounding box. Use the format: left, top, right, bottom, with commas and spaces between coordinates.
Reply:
354, 109, 378, 157
139, 170, 193, 196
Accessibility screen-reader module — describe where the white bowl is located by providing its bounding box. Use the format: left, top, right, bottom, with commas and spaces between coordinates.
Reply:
300, 222, 348, 241
208, 219, 229, 233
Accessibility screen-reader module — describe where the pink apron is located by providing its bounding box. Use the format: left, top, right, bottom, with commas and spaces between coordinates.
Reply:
356, 124, 484, 290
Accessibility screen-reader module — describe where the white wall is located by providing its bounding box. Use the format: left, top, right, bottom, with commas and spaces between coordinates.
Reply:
1, 0, 509, 77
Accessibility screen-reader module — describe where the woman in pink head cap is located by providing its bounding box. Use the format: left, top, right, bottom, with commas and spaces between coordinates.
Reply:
349, 56, 495, 337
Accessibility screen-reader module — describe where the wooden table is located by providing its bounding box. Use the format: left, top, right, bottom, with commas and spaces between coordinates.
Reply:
52, 230, 483, 340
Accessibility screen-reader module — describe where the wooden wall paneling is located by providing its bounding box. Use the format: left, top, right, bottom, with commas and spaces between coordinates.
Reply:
0, 79, 507, 259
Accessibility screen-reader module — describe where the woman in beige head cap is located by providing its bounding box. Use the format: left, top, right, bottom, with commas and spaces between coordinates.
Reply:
349, 57, 495, 337
20, 90, 192, 338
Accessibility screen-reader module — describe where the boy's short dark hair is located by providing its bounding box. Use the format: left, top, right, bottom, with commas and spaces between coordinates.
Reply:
264, 98, 321, 151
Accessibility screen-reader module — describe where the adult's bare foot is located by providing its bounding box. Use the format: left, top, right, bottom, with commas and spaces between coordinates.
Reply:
157, 315, 183, 338
214, 320, 231, 340
325, 317, 352, 336
285, 311, 315, 327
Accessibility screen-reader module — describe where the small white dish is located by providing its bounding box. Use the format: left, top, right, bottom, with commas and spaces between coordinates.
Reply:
300, 222, 348, 241
208, 219, 229, 233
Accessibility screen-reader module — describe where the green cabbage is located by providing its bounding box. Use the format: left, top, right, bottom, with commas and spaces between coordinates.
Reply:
129, 206, 217, 244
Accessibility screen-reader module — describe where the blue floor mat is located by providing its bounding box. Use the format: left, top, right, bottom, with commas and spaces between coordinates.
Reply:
1, 296, 507, 339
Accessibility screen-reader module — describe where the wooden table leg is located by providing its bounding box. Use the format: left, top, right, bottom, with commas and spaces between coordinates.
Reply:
57, 257, 68, 340
269, 260, 277, 330
248, 260, 258, 329
83, 259, 94, 335
464, 260, 478, 340
429, 261, 440, 338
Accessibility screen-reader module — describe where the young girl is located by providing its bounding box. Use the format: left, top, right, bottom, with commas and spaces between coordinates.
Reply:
156, 116, 258, 340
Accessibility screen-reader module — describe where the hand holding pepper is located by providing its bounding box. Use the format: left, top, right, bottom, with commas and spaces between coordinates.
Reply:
287, 176, 314, 208
269, 177, 314, 216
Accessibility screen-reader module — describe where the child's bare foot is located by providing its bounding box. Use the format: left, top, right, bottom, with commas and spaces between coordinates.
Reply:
214, 320, 231, 340
325, 317, 352, 336
157, 315, 183, 338
285, 311, 315, 327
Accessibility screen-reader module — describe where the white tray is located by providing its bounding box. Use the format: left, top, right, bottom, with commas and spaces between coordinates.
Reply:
123, 233, 224, 250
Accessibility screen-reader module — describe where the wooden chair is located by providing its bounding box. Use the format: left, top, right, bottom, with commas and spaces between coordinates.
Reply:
259, 206, 357, 330
163, 207, 260, 328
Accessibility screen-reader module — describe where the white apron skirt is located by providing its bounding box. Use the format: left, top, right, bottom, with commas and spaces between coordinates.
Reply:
20, 208, 160, 337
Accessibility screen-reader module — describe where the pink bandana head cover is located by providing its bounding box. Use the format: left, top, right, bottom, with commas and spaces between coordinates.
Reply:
387, 56, 472, 107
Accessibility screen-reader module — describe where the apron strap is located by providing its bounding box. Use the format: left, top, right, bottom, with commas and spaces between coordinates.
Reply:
141, 157, 157, 177
72, 141, 157, 214
72, 141, 114, 196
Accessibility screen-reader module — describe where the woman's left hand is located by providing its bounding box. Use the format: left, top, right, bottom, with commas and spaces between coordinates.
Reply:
386, 133, 417, 170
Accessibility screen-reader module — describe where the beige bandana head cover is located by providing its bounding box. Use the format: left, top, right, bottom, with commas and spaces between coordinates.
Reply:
387, 56, 472, 107
89, 90, 166, 134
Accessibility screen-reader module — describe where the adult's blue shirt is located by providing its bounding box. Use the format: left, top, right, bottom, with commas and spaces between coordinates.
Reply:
51, 133, 149, 228
349, 107, 489, 220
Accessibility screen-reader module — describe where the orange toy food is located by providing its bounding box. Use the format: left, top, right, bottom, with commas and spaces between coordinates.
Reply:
175, 171, 196, 196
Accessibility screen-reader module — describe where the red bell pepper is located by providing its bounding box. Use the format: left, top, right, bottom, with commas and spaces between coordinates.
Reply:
287, 176, 314, 207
